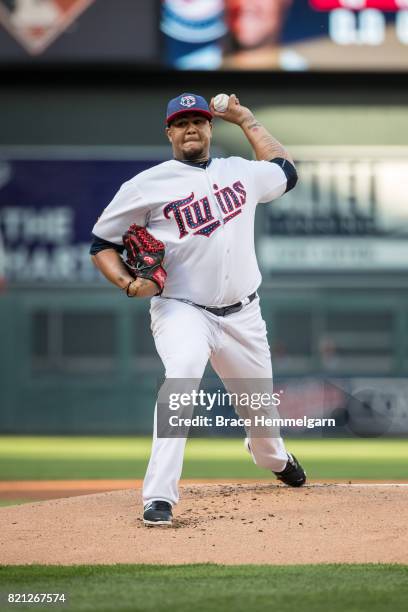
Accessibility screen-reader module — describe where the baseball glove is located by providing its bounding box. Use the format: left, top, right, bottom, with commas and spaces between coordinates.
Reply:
122, 224, 167, 294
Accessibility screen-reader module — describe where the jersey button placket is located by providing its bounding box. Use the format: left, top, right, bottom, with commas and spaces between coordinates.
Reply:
224, 240, 232, 289
226, 247, 230, 280
205, 166, 226, 304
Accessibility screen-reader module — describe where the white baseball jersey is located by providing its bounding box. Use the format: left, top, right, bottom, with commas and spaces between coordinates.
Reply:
92, 157, 288, 306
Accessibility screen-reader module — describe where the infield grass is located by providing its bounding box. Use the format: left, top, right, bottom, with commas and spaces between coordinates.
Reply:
0, 564, 407, 612
0, 437, 407, 480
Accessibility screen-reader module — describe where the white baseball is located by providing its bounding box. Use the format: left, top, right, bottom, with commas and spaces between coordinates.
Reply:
213, 93, 230, 113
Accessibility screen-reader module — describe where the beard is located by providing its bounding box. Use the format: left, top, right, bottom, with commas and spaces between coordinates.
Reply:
182, 142, 206, 161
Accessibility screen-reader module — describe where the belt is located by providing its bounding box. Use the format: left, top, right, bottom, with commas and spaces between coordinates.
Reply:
196, 292, 257, 317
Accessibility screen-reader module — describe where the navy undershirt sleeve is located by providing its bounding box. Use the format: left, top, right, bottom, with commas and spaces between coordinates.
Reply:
89, 234, 125, 256
269, 158, 298, 193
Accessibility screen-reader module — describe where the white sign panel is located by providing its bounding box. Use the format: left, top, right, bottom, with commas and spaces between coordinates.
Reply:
259, 147, 408, 271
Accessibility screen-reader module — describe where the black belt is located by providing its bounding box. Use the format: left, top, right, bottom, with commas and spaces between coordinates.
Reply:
196, 292, 257, 317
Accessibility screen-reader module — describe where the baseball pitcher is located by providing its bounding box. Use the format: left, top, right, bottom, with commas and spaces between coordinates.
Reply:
90, 92, 306, 527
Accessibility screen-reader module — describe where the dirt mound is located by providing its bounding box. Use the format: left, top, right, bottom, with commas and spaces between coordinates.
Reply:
1, 483, 407, 565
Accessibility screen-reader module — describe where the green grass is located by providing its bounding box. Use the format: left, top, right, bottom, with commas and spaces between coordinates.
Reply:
0, 500, 31, 507
0, 437, 407, 480
0, 564, 407, 612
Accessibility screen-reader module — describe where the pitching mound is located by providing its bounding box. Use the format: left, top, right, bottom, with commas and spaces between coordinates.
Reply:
1, 483, 407, 565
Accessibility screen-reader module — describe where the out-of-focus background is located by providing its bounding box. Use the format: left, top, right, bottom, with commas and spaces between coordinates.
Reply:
0, 0, 407, 491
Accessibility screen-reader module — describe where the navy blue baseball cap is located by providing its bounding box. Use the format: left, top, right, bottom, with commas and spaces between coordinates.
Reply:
166, 93, 213, 126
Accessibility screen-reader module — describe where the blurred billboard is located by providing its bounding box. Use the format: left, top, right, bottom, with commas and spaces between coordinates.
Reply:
257, 146, 408, 273
0, 0, 160, 62
0, 150, 165, 284
0, 0, 407, 71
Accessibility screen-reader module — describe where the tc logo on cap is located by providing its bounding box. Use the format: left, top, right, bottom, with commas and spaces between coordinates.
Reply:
180, 95, 196, 108
166, 93, 212, 125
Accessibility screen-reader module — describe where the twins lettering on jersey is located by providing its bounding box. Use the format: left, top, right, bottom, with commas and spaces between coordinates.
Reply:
164, 181, 247, 238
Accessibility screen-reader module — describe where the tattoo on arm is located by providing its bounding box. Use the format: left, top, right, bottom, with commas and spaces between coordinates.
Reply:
240, 115, 293, 162
259, 135, 286, 156
242, 119, 262, 130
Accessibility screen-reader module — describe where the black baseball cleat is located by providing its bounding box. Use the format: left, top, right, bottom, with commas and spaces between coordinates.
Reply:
273, 454, 306, 487
143, 500, 173, 526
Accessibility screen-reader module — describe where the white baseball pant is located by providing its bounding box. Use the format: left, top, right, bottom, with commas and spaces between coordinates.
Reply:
142, 295, 289, 506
